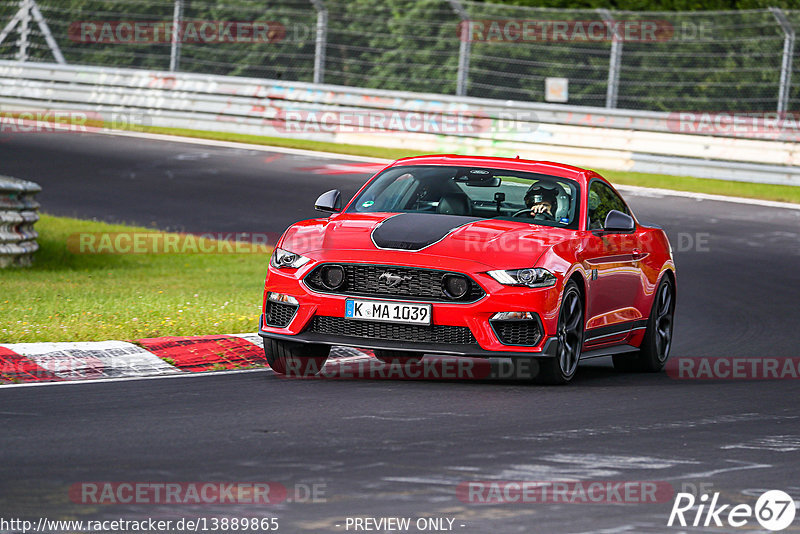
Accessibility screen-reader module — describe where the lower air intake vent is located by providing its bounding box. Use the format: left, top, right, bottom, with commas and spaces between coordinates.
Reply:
265, 301, 297, 328
311, 316, 477, 345
491, 319, 542, 346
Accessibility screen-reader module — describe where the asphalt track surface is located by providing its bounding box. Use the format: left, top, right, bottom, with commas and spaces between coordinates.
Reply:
2, 132, 800, 533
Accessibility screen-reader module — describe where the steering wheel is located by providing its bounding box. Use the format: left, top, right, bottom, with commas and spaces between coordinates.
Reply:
511, 208, 532, 218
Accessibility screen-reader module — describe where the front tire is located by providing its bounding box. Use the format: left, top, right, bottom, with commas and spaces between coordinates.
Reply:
613, 276, 675, 373
263, 338, 330, 376
536, 280, 584, 385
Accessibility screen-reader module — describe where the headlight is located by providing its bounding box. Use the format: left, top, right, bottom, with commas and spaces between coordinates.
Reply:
270, 247, 310, 269
487, 268, 556, 288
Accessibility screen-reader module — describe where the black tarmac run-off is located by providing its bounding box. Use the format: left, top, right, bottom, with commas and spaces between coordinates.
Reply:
1, 132, 799, 532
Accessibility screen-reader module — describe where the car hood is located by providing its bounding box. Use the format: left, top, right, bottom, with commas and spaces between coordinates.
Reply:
281, 212, 572, 269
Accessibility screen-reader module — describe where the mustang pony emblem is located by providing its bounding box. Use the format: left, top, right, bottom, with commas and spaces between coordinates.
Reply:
378, 272, 412, 288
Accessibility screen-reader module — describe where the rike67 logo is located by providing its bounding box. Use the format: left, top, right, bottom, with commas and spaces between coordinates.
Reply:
668, 490, 796, 531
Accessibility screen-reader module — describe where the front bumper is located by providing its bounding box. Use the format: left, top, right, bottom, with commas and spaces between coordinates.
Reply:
259, 255, 563, 359
259, 317, 559, 359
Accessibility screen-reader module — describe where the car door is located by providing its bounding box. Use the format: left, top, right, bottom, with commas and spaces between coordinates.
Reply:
581, 180, 645, 345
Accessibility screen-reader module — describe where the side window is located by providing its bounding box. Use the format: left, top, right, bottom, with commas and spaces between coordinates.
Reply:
357, 172, 417, 212
587, 181, 628, 230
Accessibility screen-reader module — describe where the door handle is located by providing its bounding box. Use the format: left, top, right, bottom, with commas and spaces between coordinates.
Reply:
632, 249, 647, 261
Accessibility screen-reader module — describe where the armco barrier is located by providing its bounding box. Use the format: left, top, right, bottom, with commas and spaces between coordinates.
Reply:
0, 175, 40, 268
0, 61, 799, 186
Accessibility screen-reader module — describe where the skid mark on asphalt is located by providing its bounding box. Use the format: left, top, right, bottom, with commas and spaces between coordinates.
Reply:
662, 459, 773, 481
501, 413, 798, 442
721, 435, 800, 452
383, 476, 463, 486
174, 152, 211, 161
342, 415, 430, 422
297, 162, 386, 175
544, 454, 696, 470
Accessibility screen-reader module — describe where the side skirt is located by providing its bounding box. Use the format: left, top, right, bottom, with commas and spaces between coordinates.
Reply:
579, 344, 639, 360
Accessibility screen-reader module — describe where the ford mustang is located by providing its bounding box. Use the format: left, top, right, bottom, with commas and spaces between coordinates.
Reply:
259, 155, 676, 384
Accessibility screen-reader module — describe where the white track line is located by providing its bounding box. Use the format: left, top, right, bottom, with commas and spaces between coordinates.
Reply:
617, 184, 800, 211
95, 128, 389, 162
0, 355, 377, 389
0, 367, 269, 389
99, 129, 800, 211
0, 348, 374, 389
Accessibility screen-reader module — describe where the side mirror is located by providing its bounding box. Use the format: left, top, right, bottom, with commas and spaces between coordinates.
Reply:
315, 189, 342, 213
603, 210, 635, 232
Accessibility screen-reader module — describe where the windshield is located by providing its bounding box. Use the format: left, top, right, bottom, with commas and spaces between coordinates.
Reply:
348, 165, 580, 228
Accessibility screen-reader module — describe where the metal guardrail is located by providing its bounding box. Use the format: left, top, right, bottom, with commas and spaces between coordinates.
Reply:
0, 61, 799, 186
2, 1, 800, 113
0, 175, 40, 267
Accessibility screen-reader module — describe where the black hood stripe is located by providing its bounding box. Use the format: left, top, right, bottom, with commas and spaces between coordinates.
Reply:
371, 213, 480, 251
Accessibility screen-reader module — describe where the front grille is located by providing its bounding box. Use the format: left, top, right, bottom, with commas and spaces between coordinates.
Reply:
305, 264, 485, 302
492, 320, 542, 346
265, 301, 297, 328
311, 316, 478, 345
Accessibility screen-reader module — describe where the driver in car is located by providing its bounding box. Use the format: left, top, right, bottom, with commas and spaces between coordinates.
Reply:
524, 185, 559, 221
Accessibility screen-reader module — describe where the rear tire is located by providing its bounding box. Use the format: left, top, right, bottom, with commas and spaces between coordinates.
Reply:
613, 276, 675, 373
263, 338, 330, 376
374, 349, 423, 365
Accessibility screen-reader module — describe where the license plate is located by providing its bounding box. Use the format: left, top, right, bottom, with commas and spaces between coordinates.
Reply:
345, 299, 431, 325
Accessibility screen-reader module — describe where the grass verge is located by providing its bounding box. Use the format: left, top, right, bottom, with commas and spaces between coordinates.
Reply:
134, 125, 800, 205
0, 215, 268, 343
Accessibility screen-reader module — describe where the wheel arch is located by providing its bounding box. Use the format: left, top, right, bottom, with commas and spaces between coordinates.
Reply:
658, 268, 678, 293
646, 266, 676, 321
658, 266, 677, 296
567, 270, 587, 304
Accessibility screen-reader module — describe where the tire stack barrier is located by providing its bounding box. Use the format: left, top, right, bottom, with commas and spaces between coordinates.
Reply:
0, 175, 41, 268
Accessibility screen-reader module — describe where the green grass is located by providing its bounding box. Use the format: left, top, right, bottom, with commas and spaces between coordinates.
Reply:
0, 215, 269, 343
600, 169, 800, 204
137, 125, 800, 205
140, 125, 418, 161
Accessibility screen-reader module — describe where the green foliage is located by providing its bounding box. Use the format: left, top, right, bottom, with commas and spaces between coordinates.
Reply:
1, 0, 797, 111
500, 0, 800, 8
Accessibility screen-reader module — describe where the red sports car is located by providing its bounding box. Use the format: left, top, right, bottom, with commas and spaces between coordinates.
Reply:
259, 155, 676, 384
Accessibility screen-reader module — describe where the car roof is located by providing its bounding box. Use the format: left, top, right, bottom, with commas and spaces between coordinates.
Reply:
390, 154, 595, 185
